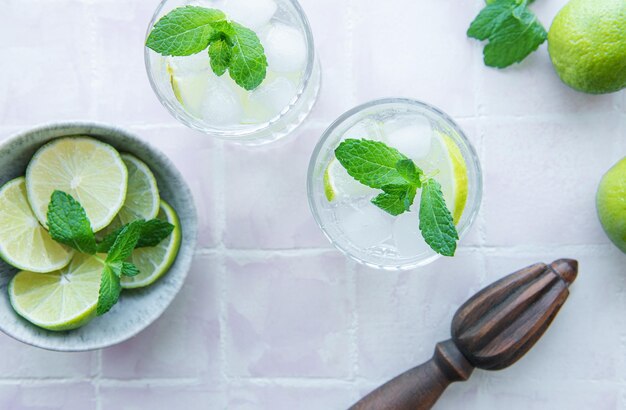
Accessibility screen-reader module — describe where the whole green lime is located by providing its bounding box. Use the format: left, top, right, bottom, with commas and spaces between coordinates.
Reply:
597, 157, 626, 253
548, 0, 626, 94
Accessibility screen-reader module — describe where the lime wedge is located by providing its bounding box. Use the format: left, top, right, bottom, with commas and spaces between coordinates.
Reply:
9, 253, 103, 331
323, 158, 374, 202
26, 137, 128, 232
167, 63, 209, 118
121, 200, 181, 289
0, 177, 73, 273
441, 132, 469, 225
101, 154, 159, 236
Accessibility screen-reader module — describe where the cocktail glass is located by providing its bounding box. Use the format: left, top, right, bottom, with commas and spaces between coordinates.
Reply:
307, 98, 482, 270
145, 0, 321, 145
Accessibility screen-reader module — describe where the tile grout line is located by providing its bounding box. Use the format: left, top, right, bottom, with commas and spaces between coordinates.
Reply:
346, 258, 359, 383
95, 349, 103, 410
193, 243, 618, 258
212, 138, 229, 387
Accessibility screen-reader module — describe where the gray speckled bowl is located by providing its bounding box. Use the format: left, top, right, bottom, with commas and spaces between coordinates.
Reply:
0, 122, 197, 351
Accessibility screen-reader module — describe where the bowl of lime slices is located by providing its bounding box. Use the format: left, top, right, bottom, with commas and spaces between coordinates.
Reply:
0, 122, 197, 351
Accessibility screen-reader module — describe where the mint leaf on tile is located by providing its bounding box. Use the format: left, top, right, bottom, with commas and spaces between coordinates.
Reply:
468, 0, 547, 68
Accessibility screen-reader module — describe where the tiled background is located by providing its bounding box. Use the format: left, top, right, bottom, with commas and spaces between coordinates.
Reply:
0, 0, 625, 409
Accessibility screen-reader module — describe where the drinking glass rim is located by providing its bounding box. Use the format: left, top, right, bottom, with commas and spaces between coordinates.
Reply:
143, 0, 317, 141
307, 98, 484, 270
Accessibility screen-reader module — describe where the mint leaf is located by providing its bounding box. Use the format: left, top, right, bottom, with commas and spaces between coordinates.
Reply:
372, 184, 417, 216
106, 221, 144, 263
209, 38, 232, 76
419, 179, 458, 257
121, 262, 140, 277
146, 6, 226, 56
228, 23, 268, 90
468, 0, 547, 68
335, 139, 409, 189
468, 0, 517, 40
47, 191, 96, 254
136, 219, 175, 247
97, 265, 121, 316
396, 159, 423, 187
97, 219, 174, 253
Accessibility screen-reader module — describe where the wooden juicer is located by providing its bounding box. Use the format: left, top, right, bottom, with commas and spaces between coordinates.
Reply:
350, 259, 578, 410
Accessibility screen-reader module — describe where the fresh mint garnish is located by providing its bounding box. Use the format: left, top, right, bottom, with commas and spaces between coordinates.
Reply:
372, 184, 417, 216
47, 191, 97, 255
45, 192, 174, 316
227, 23, 269, 90
468, 0, 547, 68
97, 219, 174, 253
146, 6, 267, 91
121, 262, 140, 278
334, 138, 459, 257
419, 179, 458, 257
105, 221, 144, 264
208, 39, 232, 76
145, 7, 227, 56
97, 264, 122, 316
334, 139, 409, 189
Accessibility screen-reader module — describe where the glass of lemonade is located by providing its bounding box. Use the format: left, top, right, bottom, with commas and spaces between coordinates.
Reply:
145, 0, 321, 145
307, 99, 483, 270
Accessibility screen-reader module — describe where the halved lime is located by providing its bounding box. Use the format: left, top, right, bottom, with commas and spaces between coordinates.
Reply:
9, 253, 103, 331
26, 137, 128, 232
0, 177, 73, 273
101, 153, 159, 236
121, 200, 181, 289
323, 158, 375, 202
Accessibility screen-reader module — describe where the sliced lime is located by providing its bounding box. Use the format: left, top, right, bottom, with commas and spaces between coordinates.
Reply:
101, 153, 159, 236
26, 137, 128, 232
9, 253, 103, 331
0, 177, 73, 273
441, 132, 469, 225
121, 200, 181, 289
323, 158, 375, 202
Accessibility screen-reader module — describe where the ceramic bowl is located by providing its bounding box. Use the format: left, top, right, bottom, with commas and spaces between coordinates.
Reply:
0, 122, 197, 351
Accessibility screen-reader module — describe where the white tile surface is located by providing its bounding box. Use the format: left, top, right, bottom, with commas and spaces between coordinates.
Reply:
0, 0, 625, 409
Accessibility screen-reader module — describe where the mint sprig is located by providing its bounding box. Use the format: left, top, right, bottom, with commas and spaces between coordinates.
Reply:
468, 0, 547, 68
47, 191, 97, 255
419, 180, 458, 257
334, 139, 459, 257
146, 6, 267, 91
46, 192, 174, 316
97, 219, 174, 253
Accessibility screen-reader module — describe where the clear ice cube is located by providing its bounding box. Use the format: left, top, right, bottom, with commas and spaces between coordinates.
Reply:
248, 75, 296, 121
201, 76, 243, 126
343, 118, 385, 141
384, 116, 433, 160
261, 24, 307, 73
222, 0, 277, 30
336, 203, 394, 249
392, 206, 432, 257
167, 53, 211, 76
